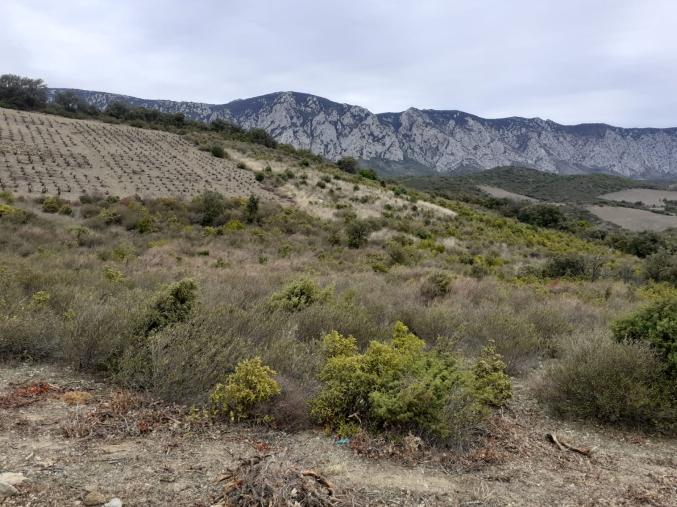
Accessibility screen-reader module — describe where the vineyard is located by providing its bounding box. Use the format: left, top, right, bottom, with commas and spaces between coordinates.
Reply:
0, 107, 273, 200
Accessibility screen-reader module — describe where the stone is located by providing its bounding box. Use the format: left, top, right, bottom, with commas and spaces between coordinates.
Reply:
83, 490, 107, 506
104, 498, 123, 507
0, 481, 19, 498
0, 472, 27, 486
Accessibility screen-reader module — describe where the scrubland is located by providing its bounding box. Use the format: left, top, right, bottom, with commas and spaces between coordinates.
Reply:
1, 105, 676, 505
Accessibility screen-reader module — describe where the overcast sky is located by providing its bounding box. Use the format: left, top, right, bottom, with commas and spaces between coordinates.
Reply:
2, 0, 676, 127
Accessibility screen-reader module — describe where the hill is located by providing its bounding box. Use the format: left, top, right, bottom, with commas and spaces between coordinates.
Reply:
49, 88, 677, 179
1, 87, 676, 506
0, 107, 274, 200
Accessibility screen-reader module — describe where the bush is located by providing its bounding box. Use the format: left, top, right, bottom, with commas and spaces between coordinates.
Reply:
210, 357, 281, 422
0, 204, 32, 224
42, 196, 61, 213
269, 278, 331, 312
535, 333, 675, 430
141, 279, 198, 336
612, 296, 677, 375
244, 195, 259, 224
358, 168, 378, 181
345, 219, 368, 248
247, 128, 277, 148
310, 322, 508, 443
210, 145, 225, 158
336, 156, 358, 174
645, 250, 677, 285
542, 253, 587, 278
193, 191, 227, 226
472, 342, 512, 407
516, 204, 568, 230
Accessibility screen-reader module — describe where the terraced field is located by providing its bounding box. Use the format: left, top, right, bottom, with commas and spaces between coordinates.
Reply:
0, 107, 275, 201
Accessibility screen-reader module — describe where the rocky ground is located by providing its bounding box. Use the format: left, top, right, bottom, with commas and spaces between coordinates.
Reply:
1, 363, 675, 506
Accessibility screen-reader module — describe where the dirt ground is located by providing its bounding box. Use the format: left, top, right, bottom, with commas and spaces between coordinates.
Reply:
600, 189, 677, 210
477, 186, 539, 203
0, 108, 276, 201
1, 363, 675, 506
586, 205, 677, 232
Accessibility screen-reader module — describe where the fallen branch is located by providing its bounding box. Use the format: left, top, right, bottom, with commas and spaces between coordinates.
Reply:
301, 470, 335, 497
546, 432, 591, 456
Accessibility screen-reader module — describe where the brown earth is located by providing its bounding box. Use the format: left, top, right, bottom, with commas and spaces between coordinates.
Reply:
1, 363, 675, 506
0, 108, 276, 201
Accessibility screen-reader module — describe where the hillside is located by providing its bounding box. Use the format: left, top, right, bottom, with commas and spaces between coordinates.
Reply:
0, 108, 274, 200
0, 107, 451, 223
49, 88, 677, 179
1, 100, 676, 506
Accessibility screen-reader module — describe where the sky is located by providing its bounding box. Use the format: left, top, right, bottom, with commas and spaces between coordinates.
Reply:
1, 0, 676, 127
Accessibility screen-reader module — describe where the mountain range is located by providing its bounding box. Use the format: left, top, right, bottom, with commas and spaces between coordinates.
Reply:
47, 88, 677, 179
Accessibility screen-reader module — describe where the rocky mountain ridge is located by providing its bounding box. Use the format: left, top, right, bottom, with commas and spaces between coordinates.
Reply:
47, 88, 677, 178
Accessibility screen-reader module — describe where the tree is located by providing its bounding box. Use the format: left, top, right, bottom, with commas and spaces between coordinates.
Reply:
337, 157, 358, 174
54, 91, 99, 115
210, 118, 243, 135
516, 204, 568, 230
247, 128, 277, 148
0, 74, 47, 110
104, 101, 131, 119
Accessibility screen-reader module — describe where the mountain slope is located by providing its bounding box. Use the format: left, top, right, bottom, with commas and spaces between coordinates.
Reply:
48, 88, 677, 178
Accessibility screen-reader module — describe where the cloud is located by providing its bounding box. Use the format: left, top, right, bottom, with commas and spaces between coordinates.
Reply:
1, 0, 676, 127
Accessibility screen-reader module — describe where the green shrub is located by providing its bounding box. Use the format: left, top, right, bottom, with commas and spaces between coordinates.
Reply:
345, 219, 368, 249
42, 196, 61, 213
244, 195, 259, 224
223, 219, 245, 232
542, 253, 587, 278
104, 266, 126, 283
269, 278, 331, 312
358, 168, 378, 181
645, 250, 677, 285
612, 296, 677, 375
472, 342, 512, 407
209, 357, 281, 422
210, 145, 225, 158
0, 203, 14, 216
193, 191, 227, 226
336, 156, 358, 174
310, 322, 507, 443
0, 191, 15, 204
141, 278, 197, 336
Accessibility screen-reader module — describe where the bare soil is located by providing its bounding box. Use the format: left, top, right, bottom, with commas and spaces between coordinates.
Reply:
1, 363, 675, 506
478, 186, 539, 203
600, 189, 677, 210
0, 108, 277, 202
587, 205, 677, 232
